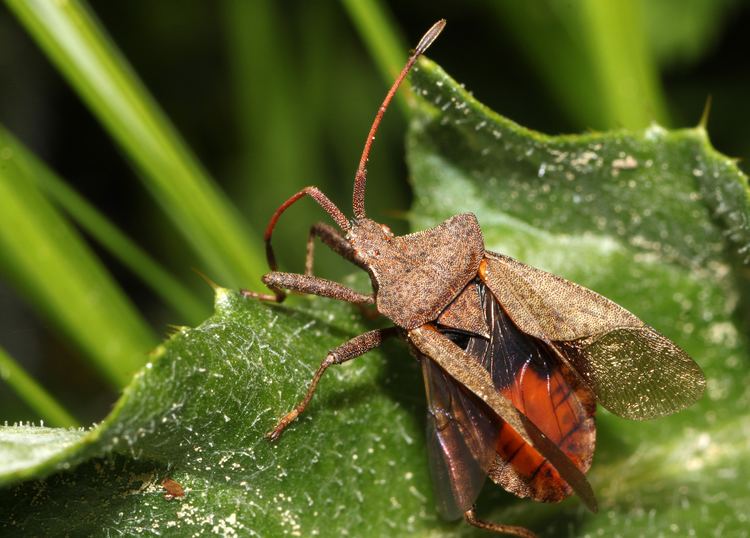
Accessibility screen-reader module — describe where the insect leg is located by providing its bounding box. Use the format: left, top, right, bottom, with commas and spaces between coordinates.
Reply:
266, 327, 398, 442
240, 288, 286, 302
301, 226, 379, 319
246, 186, 352, 302
463, 507, 537, 538
243, 221, 367, 304
305, 222, 363, 276
243, 272, 373, 306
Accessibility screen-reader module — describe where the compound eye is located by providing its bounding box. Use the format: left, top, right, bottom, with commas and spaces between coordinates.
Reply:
380, 223, 394, 238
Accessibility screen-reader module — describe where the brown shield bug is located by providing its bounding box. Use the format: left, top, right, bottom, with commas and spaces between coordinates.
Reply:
243, 19, 706, 537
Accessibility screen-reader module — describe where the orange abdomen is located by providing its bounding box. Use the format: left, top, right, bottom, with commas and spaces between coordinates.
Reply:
490, 361, 596, 502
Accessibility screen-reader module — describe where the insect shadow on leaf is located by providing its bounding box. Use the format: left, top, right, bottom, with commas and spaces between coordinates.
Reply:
242, 19, 706, 538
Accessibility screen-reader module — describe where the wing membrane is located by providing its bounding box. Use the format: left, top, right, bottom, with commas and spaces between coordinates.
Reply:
557, 328, 705, 419
482, 252, 705, 420
421, 357, 498, 519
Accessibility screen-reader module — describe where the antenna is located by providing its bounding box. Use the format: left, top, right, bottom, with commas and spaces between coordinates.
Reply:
351, 19, 446, 220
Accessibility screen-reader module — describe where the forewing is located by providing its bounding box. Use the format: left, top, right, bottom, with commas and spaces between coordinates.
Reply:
421, 357, 497, 520
482, 252, 705, 420
481, 252, 641, 341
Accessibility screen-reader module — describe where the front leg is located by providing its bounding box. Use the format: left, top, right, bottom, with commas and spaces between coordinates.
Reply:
244, 222, 362, 303
267, 327, 398, 441
242, 272, 373, 305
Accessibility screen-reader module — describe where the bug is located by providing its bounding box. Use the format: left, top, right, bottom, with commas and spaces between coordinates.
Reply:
243, 20, 706, 537
161, 477, 185, 500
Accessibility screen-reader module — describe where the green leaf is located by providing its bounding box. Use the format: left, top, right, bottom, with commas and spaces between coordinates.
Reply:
407, 58, 750, 535
0, 426, 86, 480
2, 59, 749, 536
0, 291, 439, 535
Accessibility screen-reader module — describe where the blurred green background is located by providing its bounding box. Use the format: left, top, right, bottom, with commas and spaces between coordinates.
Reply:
0, 0, 748, 426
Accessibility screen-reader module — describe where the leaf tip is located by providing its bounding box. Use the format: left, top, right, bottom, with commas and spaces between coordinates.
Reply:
192, 268, 221, 290
697, 94, 712, 131
213, 286, 235, 311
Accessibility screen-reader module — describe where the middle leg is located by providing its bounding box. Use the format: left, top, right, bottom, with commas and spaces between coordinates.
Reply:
267, 327, 398, 441
305, 221, 364, 276
244, 272, 374, 305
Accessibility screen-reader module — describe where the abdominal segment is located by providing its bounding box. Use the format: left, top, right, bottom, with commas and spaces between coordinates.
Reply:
489, 361, 595, 502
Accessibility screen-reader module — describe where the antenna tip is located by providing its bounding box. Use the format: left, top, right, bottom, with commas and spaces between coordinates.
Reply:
415, 19, 446, 56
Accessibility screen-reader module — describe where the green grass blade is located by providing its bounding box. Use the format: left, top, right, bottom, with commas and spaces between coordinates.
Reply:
222, 0, 327, 272
492, 0, 668, 129
2, 129, 209, 325
0, 130, 156, 388
6, 0, 264, 289
340, 0, 410, 111
224, 1, 413, 268
39, 170, 209, 324
0, 347, 79, 428
578, 0, 668, 128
